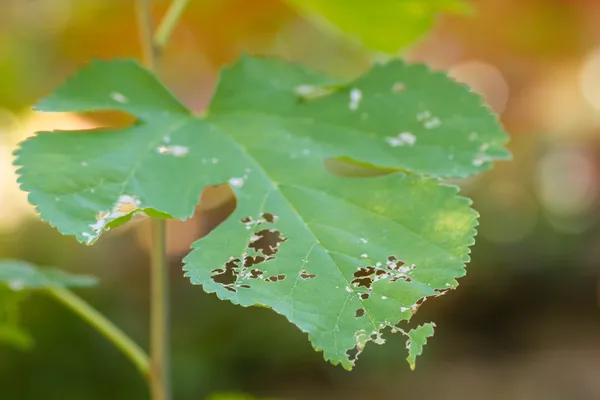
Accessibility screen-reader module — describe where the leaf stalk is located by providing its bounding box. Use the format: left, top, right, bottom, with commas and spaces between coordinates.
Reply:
154, 0, 191, 52
47, 286, 150, 377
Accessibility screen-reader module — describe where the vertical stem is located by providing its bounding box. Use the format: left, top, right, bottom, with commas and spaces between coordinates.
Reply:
150, 220, 170, 400
136, 0, 157, 70
135, 1, 176, 399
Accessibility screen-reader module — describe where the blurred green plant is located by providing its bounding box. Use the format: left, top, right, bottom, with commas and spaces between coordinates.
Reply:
4, 0, 509, 398
285, 0, 473, 53
0, 260, 97, 351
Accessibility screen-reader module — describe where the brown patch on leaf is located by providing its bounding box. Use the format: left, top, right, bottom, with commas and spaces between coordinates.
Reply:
355, 308, 365, 318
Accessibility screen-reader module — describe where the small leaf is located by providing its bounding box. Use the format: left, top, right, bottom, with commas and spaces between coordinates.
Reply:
0, 260, 98, 290
0, 260, 97, 350
406, 322, 435, 370
285, 0, 473, 53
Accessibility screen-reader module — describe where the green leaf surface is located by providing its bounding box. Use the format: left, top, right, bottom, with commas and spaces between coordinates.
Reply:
14, 56, 508, 368
0, 260, 98, 290
15, 57, 507, 244
406, 322, 435, 370
285, 0, 473, 53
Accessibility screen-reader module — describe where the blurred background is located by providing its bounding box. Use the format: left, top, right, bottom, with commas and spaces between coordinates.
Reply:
2, 0, 600, 399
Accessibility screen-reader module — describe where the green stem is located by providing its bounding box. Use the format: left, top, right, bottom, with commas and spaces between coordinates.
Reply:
150, 219, 170, 400
154, 0, 191, 51
47, 286, 150, 377
136, 0, 158, 70
135, 0, 189, 398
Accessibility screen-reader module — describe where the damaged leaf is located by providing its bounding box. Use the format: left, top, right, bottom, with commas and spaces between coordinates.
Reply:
406, 322, 436, 370
14, 56, 509, 369
186, 173, 477, 369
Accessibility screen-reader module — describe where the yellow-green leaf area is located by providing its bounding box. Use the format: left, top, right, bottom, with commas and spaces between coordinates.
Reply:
286, 0, 473, 53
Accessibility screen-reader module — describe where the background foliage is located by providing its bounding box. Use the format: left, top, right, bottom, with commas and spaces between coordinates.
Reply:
2, 0, 600, 399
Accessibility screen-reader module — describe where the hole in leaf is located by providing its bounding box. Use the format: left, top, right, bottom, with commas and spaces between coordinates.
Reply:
249, 229, 287, 256
352, 256, 416, 292
412, 298, 427, 315
355, 308, 365, 318
346, 346, 361, 362
212, 211, 286, 291
261, 212, 276, 223
300, 270, 316, 279
265, 274, 286, 283
244, 255, 267, 268
249, 269, 264, 279
211, 258, 240, 286
352, 277, 373, 289
354, 267, 375, 278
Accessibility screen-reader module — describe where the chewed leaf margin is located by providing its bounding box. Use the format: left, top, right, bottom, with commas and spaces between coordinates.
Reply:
406, 322, 436, 370
183, 175, 480, 370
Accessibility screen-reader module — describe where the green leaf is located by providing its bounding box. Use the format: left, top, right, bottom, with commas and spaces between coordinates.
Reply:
285, 0, 473, 53
15, 57, 507, 244
405, 322, 435, 370
0, 260, 97, 350
14, 56, 508, 368
0, 260, 98, 290
185, 173, 475, 369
